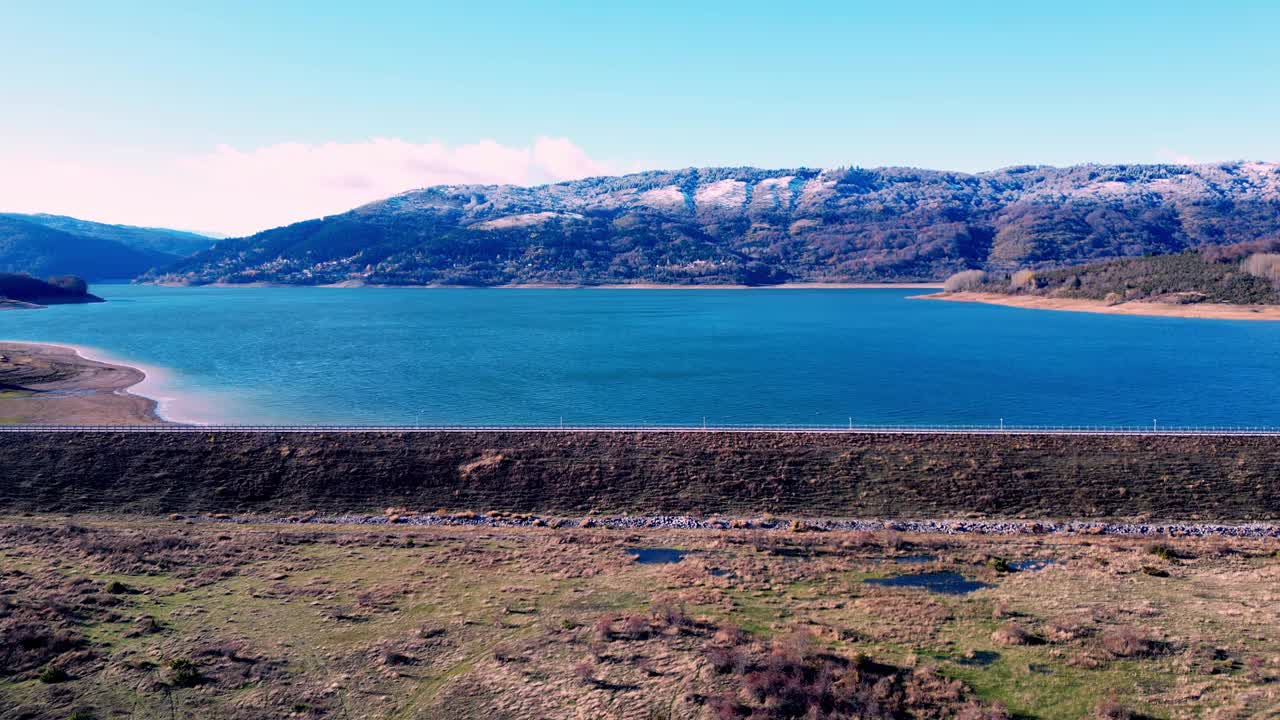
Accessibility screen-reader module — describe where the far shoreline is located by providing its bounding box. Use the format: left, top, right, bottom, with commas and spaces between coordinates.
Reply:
151, 280, 945, 290
918, 291, 1280, 321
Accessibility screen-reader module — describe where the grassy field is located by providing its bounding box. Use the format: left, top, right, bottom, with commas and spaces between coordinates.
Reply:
1, 516, 1277, 719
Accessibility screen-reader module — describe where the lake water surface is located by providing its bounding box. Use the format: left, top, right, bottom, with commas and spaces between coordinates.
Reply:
3, 285, 1279, 426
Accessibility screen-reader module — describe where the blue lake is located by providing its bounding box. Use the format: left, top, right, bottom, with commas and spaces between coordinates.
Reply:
2, 284, 1279, 426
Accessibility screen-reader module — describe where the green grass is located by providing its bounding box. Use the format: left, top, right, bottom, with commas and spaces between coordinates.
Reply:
3, 517, 1276, 719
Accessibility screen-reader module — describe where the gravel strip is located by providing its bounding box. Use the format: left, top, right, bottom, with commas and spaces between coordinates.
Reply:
188, 513, 1280, 538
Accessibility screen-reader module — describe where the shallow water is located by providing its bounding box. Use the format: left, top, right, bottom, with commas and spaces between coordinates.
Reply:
893, 554, 938, 564
864, 571, 991, 595
4, 284, 1280, 425
626, 547, 687, 564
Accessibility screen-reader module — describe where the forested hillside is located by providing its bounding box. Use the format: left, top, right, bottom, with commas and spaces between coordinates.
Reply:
0, 216, 176, 280
0, 213, 216, 257
951, 239, 1280, 305
0, 273, 102, 306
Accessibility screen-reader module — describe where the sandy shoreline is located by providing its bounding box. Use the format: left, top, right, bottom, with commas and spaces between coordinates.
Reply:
0, 342, 168, 425
498, 282, 946, 290
160, 280, 944, 290
919, 291, 1280, 321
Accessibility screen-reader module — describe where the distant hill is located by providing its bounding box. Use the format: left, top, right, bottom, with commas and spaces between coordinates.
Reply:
0, 213, 216, 257
0, 273, 102, 308
145, 162, 1280, 287
950, 239, 1280, 306
0, 216, 177, 280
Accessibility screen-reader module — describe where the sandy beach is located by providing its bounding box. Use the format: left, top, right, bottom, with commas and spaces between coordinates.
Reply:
0, 342, 168, 425
919, 291, 1280, 321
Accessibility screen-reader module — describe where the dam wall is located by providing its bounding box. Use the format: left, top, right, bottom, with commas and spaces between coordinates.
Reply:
2, 431, 1279, 520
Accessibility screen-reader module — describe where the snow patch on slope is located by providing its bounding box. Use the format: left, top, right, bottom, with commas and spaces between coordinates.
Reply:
694, 179, 747, 209
751, 176, 795, 210
469, 212, 583, 230
639, 186, 687, 209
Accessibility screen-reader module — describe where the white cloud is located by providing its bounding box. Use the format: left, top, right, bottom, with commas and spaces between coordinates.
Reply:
0, 136, 613, 237
1155, 148, 1200, 165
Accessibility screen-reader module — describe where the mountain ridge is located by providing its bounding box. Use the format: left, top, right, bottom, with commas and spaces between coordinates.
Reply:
0, 216, 178, 281
125, 161, 1280, 285
0, 213, 217, 257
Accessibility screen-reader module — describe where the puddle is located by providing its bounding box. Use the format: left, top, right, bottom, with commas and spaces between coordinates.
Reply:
1009, 559, 1059, 572
627, 547, 687, 564
894, 554, 938, 564
954, 650, 1000, 667
768, 547, 833, 558
864, 572, 991, 595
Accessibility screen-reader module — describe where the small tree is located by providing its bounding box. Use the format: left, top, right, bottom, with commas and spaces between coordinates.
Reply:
943, 270, 987, 292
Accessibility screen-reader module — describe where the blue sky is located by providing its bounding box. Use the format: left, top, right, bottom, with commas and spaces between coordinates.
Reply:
3, 0, 1278, 233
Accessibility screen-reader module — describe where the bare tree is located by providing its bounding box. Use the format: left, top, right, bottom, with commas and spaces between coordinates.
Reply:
1242, 253, 1280, 287
943, 269, 987, 292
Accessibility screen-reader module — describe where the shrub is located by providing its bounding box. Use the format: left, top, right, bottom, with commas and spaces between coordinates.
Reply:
1, 623, 86, 675
621, 614, 650, 640
381, 648, 415, 665
39, 665, 69, 683
944, 270, 988, 292
650, 600, 690, 631
1044, 618, 1089, 642
1147, 544, 1179, 562
986, 557, 1012, 573
572, 658, 595, 684
991, 622, 1040, 646
168, 658, 202, 687
1093, 697, 1134, 720
592, 616, 614, 642
1100, 627, 1161, 658
712, 623, 747, 646
705, 646, 746, 674
706, 635, 1007, 720
1010, 269, 1037, 291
